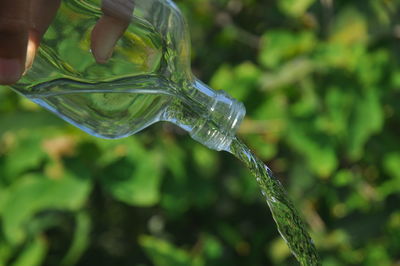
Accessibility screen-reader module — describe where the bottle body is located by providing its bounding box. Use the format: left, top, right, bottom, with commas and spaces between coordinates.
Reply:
9, 0, 245, 151
24, 76, 174, 139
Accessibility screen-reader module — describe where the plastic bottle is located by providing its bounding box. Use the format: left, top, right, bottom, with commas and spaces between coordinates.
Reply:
8, 0, 246, 151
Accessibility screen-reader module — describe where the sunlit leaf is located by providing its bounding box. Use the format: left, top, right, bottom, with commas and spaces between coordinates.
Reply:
278, 0, 316, 17
210, 62, 262, 101
329, 8, 368, 45
260, 31, 316, 68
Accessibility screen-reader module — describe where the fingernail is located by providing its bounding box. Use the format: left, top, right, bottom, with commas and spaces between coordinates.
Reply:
0, 58, 23, 85
25, 37, 38, 73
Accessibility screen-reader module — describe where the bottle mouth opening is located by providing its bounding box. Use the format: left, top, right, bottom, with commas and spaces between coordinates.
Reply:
227, 99, 246, 135
190, 89, 246, 151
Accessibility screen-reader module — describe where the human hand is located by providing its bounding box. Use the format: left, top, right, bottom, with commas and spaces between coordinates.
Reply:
0, 0, 134, 85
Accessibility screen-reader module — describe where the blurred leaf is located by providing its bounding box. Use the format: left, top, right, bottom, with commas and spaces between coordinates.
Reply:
162, 139, 187, 181
98, 138, 163, 206
269, 237, 291, 264
160, 140, 191, 216
139, 235, 203, 266
2, 173, 90, 244
290, 79, 318, 117
100, 155, 162, 206
11, 236, 47, 266
210, 62, 261, 101
356, 50, 389, 86
260, 59, 315, 89
312, 43, 366, 71
193, 144, 218, 177
278, 0, 316, 17
322, 87, 353, 136
0, 111, 64, 136
0, 241, 13, 266
286, 122, 338, 177
378, 153, 400, 197
3, 133, 47, 179
202, 234, 223, 260
217, 223, 243, 248
330, 8, 368, 45
365, 244, 391, 266
347, 87, 383, 160
252, 92, 287, 120
390, 70, 400, 89
0, 187, 9, 215
369, 0, 392, 25
333, 170, 354, 187
383, 153, 400, 180
245, 135, 278, 160
225, 167, 259, 202
259, 31, 316, 69
60, 212, 91, 266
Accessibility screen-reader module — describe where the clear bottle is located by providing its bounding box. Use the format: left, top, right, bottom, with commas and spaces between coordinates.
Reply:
9, 0, 245, 151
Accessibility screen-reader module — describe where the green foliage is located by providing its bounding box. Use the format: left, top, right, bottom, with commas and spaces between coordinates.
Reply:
96, 138, 163, 206
139, 235, 203, 266
1, 0, 400, 265
278, 0, 316, 17
11, 236, 47, 266
2, 173, 90, 245
259, 31, 316, 69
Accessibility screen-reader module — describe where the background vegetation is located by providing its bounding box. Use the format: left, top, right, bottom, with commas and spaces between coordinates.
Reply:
1, 0, 400, 265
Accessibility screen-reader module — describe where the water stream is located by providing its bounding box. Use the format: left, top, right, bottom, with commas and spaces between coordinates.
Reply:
229, 137, 320, 265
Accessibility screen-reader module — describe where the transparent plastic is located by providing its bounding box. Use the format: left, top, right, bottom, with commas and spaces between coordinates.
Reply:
9, 0, 245, 151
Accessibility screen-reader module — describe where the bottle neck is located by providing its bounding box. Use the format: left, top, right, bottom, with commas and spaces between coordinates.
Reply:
163, 79, 246, 151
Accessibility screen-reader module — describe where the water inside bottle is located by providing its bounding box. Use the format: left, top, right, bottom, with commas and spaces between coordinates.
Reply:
25, 75, 176, 139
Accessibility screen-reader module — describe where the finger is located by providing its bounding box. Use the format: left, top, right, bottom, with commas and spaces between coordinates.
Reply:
91, 0, 135, 63
26, 0, 61, 71
91, 16, 130, 64
27, 0, 61, 70
0, 0, 30, 84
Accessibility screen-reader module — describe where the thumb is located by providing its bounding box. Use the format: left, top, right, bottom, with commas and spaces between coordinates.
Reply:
0, 0, 30, 85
